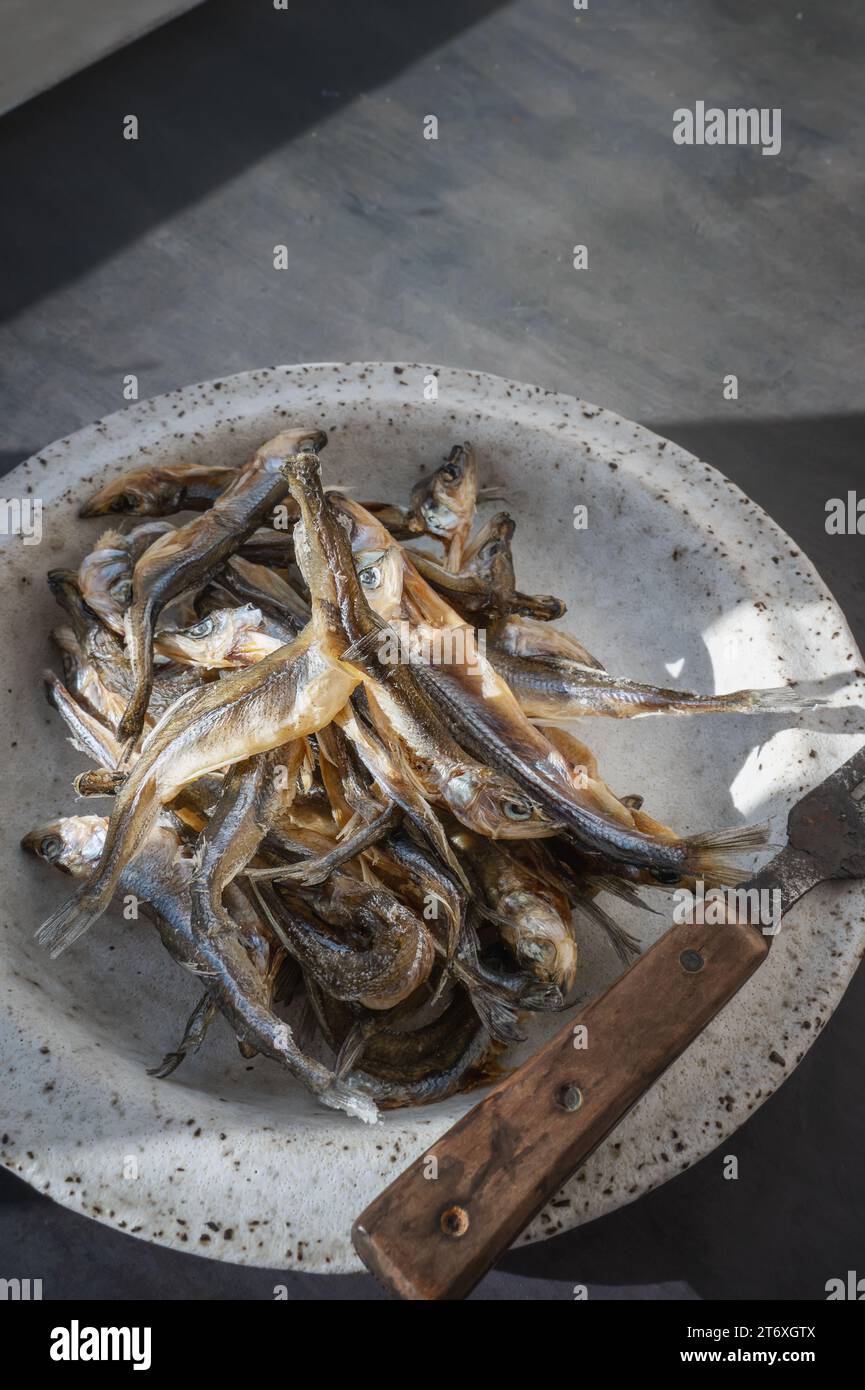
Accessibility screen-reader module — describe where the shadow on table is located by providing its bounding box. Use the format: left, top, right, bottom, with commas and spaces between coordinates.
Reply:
0, 0, 511, 321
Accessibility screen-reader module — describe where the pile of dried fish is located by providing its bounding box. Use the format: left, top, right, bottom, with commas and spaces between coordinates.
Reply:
25, 431, 819, 1122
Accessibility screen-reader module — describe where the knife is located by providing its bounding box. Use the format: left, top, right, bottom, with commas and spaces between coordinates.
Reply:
352, 745, 865, 1299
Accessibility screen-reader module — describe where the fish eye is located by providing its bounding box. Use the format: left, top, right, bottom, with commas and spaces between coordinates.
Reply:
358, 564, 382, 589
439, 463, 460, 483
503, 797, 533, 821
186, 618, 214, 638
111, 579, 132, 605
40, 835, 62, 861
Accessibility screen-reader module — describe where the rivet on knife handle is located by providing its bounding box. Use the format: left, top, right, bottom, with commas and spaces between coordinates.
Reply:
352, 917, 769, 1301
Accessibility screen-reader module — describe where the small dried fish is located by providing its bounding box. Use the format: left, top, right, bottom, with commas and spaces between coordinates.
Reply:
78, 521, 175, 634
118, 429, 326, 745
256, 876, 435, 1010
408, 512, 565, 623
80, 462, 242, 517
491, 647, 828, 720
285, 457, 563, 842
154, 605, 284, 669
36, 463, 365, 957
190, 748, 292, 941
451, 829, 578, 990
405, 443, 477, 571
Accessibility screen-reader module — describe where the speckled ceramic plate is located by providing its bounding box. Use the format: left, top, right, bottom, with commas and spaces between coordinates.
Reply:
1, 363, 863, 1273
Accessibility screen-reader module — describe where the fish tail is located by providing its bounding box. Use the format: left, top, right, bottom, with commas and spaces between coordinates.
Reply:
39, 775, 161, 956
36, 882, 110, 958
318, 1078, 379, 1124
468, 984, 526, 1044
683, 822, 771, 887
722, 685, 831, 714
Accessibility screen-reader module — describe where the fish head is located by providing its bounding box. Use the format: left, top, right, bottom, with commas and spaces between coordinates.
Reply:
406, 443, 478, 538
77, 531, 134, 629
464, 511, 517, 593
156, 605, 265, 668
79, 467, 185, 517
445, 766, 561, 840
288, 471, 377, 634
353, 547, 403, 622
331, 495, 396, 551
255, 428, 328, 473
22, 815, 107, 875
499, 891, 578, 990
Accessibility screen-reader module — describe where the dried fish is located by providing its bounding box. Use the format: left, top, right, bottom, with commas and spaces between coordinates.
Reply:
405, 443, 477, 571
25, 813, 376, 1121
30, 427, 805, 1118
80, 462, 241, 517
118, 429, 326, 745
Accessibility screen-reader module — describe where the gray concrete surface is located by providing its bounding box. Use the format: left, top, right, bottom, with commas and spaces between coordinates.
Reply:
0, 0, 204, 115
0, 0, 863, 1300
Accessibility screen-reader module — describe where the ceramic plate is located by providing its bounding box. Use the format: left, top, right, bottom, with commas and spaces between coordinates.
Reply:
1, 363, 862, 1271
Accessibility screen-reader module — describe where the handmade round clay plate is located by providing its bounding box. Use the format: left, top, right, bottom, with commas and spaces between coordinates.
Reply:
1, 364, 863, 1273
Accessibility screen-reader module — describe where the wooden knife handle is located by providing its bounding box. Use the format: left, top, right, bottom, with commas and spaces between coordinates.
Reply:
352, 916, 769, 1300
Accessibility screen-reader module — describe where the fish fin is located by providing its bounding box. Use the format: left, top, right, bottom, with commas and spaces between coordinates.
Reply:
456, 929, 526, 1040
339, 608, 398, 669
318, 1078, 379, 1124
340, 628, 386, 665
585, 874, 661, 914
518, 980, 565, 1012
289, 990, 322, 1056
474, 901, 522, 934
683, 822, 771, 887
571, 894, 642, 964
334, 1024, 370, 1081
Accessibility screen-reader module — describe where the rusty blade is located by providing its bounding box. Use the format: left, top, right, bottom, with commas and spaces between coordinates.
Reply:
745, 743, 865, 919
